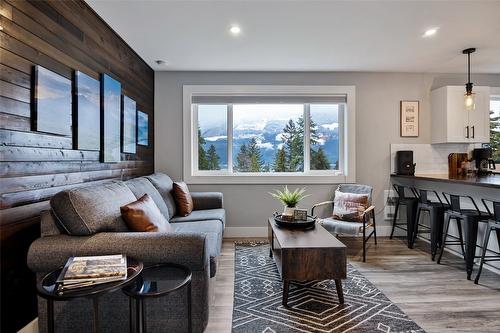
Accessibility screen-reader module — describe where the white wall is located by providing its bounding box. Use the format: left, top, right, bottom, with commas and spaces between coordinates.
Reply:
155, 71, 500, 236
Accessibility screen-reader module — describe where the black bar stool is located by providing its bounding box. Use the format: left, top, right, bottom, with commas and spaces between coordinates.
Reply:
411, 188, 447, 260
438, 193, 485, 280
390, 185, 418, 248
474, 199, 500, 284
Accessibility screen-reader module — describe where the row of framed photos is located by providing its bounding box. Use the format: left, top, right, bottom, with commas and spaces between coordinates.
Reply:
32, 65, 149, 163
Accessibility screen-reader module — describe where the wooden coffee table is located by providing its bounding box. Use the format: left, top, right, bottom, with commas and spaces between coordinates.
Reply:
268, 217, 347, 306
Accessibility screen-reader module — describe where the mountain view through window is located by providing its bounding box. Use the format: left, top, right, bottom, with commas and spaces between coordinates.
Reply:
197, 103, 341, 173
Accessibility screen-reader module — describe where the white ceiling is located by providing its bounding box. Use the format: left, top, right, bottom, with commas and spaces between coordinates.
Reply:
87, 0, 500, 73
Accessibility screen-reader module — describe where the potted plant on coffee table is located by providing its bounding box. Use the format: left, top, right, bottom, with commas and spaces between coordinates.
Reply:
270, 186, 309, 218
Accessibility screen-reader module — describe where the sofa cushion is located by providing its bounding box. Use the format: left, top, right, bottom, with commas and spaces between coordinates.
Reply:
124, 177, 170, 220
120, 194, 172, 233
171, 220, 223, 277
170, 209, 225, 227
50, 181, 135, 235
145, 173, 177, 217
173, 181, 194, 217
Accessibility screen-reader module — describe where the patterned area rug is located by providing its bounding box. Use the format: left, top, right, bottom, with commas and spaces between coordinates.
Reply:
232, 242, 425, 333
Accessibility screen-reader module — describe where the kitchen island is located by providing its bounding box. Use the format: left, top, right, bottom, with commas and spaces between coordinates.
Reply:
391, 173, 500, 189
391, 173, 500, 276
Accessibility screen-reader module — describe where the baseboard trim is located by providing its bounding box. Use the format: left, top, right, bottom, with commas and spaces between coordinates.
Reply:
224, 227, 268, 238
17, 318, 38, 333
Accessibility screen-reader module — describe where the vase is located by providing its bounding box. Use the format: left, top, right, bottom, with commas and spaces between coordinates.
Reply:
283, 206, 295, 216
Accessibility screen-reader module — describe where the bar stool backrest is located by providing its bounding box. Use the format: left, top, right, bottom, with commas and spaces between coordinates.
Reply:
449, 194, 461, 211
443, 192, 481, 214
415, 188, 444, 205
482, 199, 500, 222
494, 202, 500, 222
393, 185, 416, 200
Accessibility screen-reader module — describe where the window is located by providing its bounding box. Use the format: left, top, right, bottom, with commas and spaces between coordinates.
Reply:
183, 85, 355, 184
490, 95, 500, 169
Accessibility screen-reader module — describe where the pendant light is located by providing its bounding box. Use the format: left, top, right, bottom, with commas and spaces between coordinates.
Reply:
463, 48, 476, 111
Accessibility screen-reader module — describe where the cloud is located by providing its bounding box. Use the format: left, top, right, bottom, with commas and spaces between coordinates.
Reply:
321, 122, 339, 130
256, 141, 274, 150
205, 135, 227, 142
275, 133, 285, 141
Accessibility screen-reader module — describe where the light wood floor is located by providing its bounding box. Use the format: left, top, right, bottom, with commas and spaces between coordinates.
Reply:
205, 237, 500, 333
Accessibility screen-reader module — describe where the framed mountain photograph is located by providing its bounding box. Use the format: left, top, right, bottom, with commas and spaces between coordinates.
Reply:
74, 71, 100, 150
101, 74, 121, 162
121, 95, 136, 154
32, 66, 72, 136
137, 110, 149, 146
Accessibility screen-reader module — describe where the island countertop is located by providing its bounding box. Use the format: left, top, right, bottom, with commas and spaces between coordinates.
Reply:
390, 173, 500, 189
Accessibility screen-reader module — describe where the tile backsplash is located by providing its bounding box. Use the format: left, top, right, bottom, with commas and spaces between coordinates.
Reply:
390, 143, 480, 174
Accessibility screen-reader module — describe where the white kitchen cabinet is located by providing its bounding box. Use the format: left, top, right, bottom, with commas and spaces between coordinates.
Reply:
431, 86, 491, 144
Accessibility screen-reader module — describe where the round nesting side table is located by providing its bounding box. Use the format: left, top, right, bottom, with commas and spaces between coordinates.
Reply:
122, 263, 193, 333
37, 257, 143, 333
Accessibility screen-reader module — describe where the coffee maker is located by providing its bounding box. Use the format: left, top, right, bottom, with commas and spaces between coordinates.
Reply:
473, 148, 496, 176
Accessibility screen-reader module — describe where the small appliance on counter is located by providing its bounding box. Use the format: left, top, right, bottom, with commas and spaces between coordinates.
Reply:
448, 153, 470, 177
396, 150, 416, 175
473, 148, 496, 176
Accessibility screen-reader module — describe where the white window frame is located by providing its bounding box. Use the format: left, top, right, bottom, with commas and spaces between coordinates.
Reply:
183, 85, 356, 184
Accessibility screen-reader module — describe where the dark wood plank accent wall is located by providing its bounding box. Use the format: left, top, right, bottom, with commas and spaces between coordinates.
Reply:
0, 1, 154, 331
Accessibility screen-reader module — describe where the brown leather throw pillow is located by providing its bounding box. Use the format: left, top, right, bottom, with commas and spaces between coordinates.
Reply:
120, 194, 172, 232
173, 181, 193, 217
332, 190, 369, 222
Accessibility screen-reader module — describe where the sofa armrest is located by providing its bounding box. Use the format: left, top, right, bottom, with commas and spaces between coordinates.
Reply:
27, 232, 209, 273
191, 192, 223, 210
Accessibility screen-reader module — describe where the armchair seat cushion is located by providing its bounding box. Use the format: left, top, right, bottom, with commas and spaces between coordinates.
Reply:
170, 209, 225, 227
320, 218, 368, 236
171, 220, 223, 277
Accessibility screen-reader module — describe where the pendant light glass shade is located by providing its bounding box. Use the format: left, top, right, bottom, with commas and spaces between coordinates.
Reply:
463, 48, 476, 111
464, 92, 475, 111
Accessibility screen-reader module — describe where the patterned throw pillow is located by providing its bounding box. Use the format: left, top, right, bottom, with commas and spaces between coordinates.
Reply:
332, 190, 369, 222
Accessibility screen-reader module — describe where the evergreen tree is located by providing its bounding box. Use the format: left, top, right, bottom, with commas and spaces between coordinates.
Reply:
198, 128, 209, 170
207, 144, 220, 170
490, 110, 500, 162
310, 147, 330, 170
236, 143, 250, 171
282, 119, 303, 171
248, 138, 264, 172
273, 147, 287, 172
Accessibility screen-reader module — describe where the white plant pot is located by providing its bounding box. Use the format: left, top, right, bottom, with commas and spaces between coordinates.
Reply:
283, 206, 295, 216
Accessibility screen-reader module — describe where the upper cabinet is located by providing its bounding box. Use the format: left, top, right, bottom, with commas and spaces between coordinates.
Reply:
431, 86, 491, 144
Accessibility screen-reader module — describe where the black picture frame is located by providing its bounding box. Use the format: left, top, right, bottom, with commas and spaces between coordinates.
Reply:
32, 66, 72, 136
73, 71, 100, 150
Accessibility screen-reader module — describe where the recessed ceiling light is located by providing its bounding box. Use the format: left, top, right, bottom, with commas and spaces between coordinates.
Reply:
229, 25, 241, 35
0, 26, 4, 31
423, 28, 438, 37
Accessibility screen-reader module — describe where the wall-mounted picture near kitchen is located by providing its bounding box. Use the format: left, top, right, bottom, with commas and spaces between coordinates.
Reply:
101, 74, 121, 162
137, 110, 149, 146
32, 66, 72, 136
74, 71, 100, 150
122, 95, 137, 154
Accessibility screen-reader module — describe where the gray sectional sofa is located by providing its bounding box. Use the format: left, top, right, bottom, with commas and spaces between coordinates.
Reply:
27, 173, 225, 333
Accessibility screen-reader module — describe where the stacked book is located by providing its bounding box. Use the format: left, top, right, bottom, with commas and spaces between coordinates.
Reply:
56, 254, 127, 294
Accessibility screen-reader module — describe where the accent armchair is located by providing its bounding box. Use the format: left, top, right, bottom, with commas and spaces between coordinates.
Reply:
311, 184, 377, 262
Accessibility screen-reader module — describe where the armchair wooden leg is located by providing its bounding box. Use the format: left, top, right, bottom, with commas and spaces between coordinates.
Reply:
372, 210, 377, 245
362, 223, 366, 262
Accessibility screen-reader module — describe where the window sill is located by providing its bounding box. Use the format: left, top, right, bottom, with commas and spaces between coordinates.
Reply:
184, 173, 355, 185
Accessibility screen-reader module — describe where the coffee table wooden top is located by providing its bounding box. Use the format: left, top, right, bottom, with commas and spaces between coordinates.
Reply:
268, 217, 346, 250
